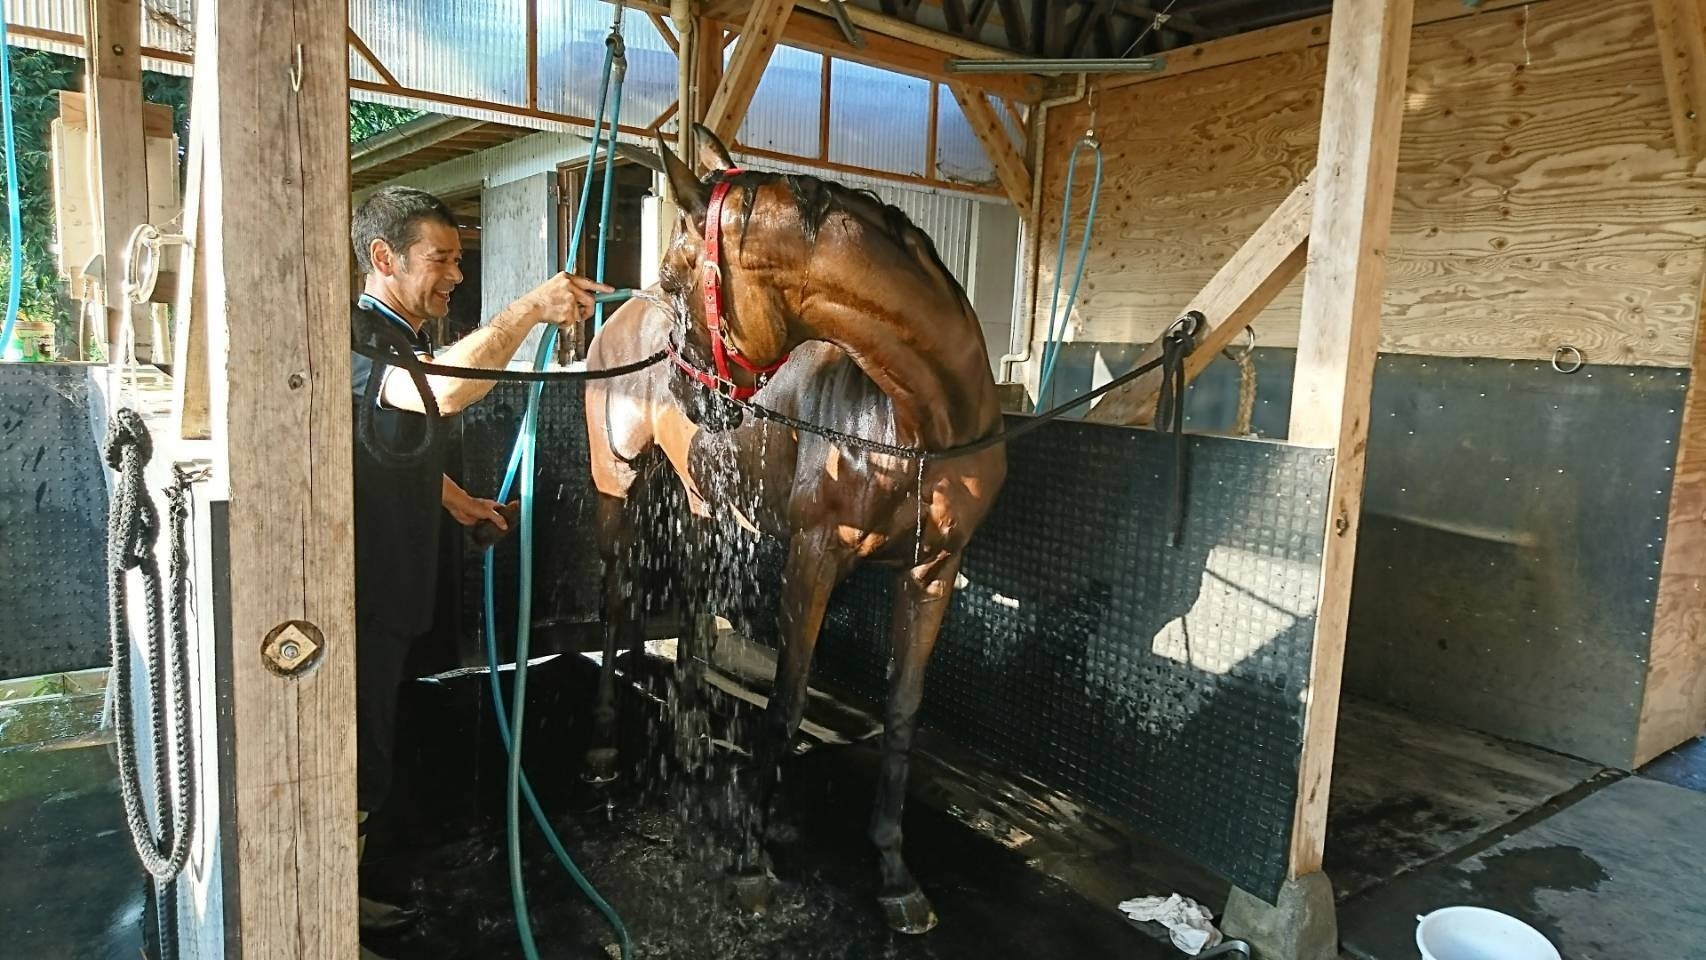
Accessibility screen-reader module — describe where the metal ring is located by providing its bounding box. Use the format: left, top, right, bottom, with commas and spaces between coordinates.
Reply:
1225, 325, 1256, 362
1551, 344, 1584, 374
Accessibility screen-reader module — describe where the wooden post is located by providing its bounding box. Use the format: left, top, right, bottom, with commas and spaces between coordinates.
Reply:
1286, 0, 1414, 880
84, 0, 150, 360
195, 0, 357, 954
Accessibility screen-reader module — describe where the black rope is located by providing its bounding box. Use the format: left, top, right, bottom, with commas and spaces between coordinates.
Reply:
103, 409, 196, 886
350, 308, 667, 469
708, 313, 1203, 465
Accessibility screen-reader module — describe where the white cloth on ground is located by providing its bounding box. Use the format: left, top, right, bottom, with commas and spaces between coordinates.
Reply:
1118, 893, 1224, 955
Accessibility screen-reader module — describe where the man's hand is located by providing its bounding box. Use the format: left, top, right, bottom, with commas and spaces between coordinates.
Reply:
521, 272, 612, 329
442, 475, 508, 528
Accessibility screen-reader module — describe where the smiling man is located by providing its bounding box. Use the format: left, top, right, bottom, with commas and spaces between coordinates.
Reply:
348, 186, 608, 958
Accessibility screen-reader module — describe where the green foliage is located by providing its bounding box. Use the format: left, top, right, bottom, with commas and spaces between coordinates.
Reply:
350, 101, 424, 143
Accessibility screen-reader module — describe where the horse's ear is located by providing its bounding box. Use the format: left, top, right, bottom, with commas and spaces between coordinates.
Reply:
693, 122, 735, 173
656, 133, 708, 227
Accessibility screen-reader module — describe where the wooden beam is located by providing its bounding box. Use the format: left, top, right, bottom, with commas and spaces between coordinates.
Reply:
925, 79, 940, 177
695, 15, 726, 126
85, 0, 151, 359
1085, 173, 1314, 426
994, 0, 1032, 52
58, 90, 175, 139
819, 53, 834, 159
704, 0, 797, 142
345, 26, 400, 88
1099, 0, 1531, 91
196, 0, 358, 954
1286, 0, 1415, 880
948, 81, 1033, 220
782, 6, 1040, 99
790, 0, 1033, 63
650, 99, 681, 131
1650, 0, 1706, 158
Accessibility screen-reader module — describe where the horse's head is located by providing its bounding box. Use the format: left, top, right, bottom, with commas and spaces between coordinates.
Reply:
655, 124, 803, 427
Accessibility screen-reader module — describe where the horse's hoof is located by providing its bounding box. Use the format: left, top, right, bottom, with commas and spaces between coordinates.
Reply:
878, 888, 938, 935
582, 747, 620, 784
728, 871, 772, 914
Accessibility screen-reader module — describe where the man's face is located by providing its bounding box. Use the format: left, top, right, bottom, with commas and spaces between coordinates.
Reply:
375, 219, 463, 322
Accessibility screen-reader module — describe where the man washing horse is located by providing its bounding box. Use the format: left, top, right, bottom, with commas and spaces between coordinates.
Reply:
347, 185, 610, 959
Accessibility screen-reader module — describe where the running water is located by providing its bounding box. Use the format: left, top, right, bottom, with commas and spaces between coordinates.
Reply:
913, 455, 927, 565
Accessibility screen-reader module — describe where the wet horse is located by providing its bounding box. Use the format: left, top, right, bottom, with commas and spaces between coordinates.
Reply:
582, 125, 1006, 933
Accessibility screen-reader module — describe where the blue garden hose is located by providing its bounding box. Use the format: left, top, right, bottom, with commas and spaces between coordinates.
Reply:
0, 22, 25, 359
1034, 135, 1104, 407
481, 18, 632, 960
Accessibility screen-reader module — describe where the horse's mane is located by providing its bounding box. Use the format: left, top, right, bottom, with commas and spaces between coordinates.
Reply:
718, 170, 961, 298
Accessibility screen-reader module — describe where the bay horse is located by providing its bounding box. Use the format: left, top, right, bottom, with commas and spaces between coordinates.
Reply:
581, 123, 1006, 933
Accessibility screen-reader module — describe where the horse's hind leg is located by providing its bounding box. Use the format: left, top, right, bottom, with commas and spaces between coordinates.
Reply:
870, 554, 960, 935
729, 528, 851, 909
586, 491, 642, 782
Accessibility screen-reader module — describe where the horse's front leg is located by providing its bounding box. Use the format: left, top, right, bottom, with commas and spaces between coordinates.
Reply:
586, 491, 642, 783
870, 552, 961, 935
729, 527, 852, 908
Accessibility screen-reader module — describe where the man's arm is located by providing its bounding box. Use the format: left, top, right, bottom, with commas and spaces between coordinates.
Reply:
380, 272, 608, 416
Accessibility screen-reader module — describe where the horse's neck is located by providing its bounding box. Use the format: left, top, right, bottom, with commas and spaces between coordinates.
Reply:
799, 294, 997, 452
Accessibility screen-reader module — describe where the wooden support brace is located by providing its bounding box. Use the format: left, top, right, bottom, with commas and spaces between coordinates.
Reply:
703, 0, 797, 143
651, 11, 681, 53
1287, 0, 1414, 880
947, 81, 1033, 220
1650, 0, 1706, 159
346, 26, 400, 87
1085, 174, 1314, 426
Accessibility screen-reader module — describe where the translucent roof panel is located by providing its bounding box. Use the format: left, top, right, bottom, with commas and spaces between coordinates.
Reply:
736, 45, 824, 158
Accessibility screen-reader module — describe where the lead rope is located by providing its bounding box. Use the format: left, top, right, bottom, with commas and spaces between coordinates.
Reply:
103, 409, 197, 890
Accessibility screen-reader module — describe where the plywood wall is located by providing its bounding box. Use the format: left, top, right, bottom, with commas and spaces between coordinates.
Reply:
1033, 0, 1706, 366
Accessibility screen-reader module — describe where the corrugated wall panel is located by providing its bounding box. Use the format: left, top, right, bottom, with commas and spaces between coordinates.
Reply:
827, 59, 931, 179
737, 45, 823, 157
351, 0, 530, 106
537, 1, 676, 126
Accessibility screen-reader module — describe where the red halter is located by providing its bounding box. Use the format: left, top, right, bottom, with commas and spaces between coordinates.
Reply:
668, 170, 790, 402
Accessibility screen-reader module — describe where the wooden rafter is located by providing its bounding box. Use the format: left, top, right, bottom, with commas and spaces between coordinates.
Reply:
943, 0, 969, 34
1068, 0, 1115, 57
947, 81, 1033, 220
346, 26, 400, 87
1085, 174, 1314, 426
1650, 0, 1706, 159
994, 0, 1032, 53
704, 0, 797, 141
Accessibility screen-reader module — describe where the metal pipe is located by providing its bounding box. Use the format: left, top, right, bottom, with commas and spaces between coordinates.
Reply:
826, 0, 864, 47
999, 75, 1089, 385
948, 56, 1165, 75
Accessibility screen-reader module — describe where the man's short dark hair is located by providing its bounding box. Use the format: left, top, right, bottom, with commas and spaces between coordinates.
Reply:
351, 186, 458, 274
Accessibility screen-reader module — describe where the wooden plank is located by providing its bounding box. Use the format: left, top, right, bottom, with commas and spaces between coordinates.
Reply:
170, 68, 209, 441
195, 0, 357, 954
704, 0, 798, 142
1099, 0, 1534, 90
1649, 0, 1706, 158
1026, 0, 1702, 367
1286, 0, 1415, 880
820, 54, 834, 160
85, 0, 151, 359
948, 81, 1033, 220
526, 0, 538, 108
57, 90, 175, 139
1086, 174, 1313, 426
346, 26, 400, 88
1636, 263, 1706, 765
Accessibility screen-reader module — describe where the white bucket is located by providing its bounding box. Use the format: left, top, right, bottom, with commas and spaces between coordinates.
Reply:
1415, 907, 1561, 960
